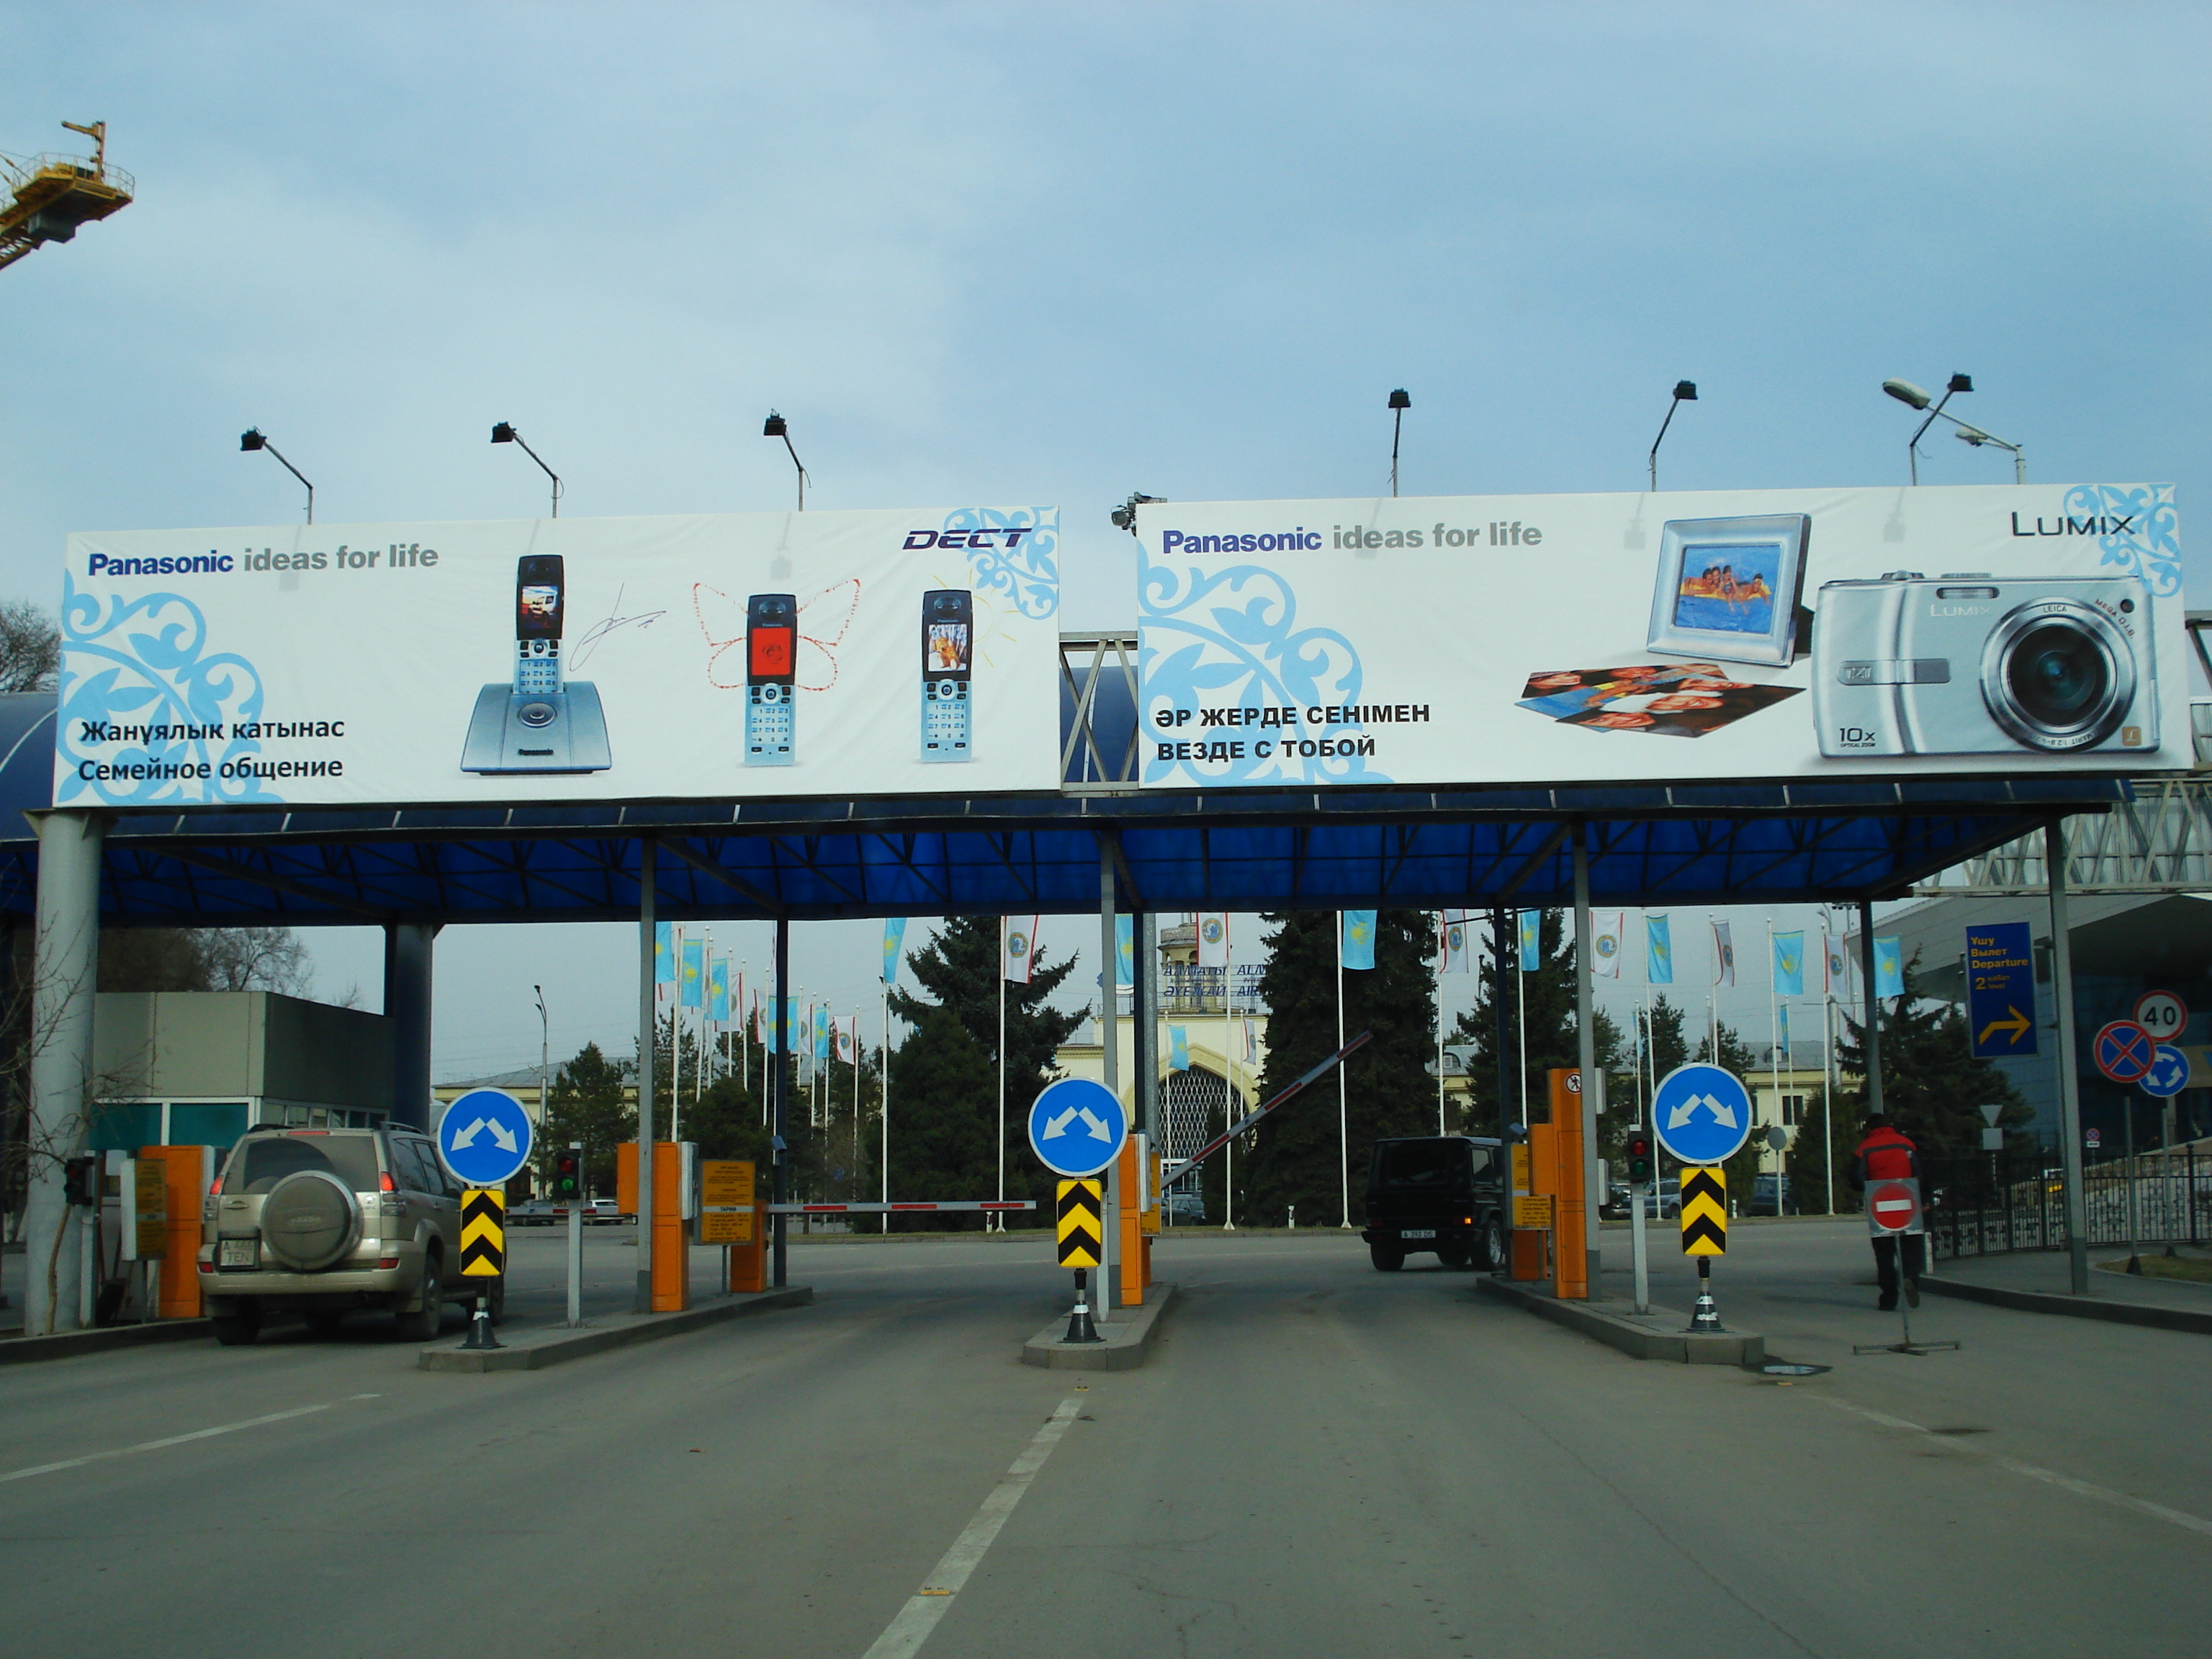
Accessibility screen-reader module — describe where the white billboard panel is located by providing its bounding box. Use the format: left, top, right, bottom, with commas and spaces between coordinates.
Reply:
1134, 485, 2184, 788
58, 507, 1060, 808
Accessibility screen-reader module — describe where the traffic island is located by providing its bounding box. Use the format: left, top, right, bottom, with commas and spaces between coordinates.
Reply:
1022, 1282, 1177, 1371
1479, 1275, 1765, 1366
420, 1285, 812, 1373
0, 1318, 217, 1366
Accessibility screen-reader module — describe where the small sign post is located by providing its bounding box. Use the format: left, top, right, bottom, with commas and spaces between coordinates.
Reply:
458, 1189, 505, 1352
1055, 1179, 1104, 1344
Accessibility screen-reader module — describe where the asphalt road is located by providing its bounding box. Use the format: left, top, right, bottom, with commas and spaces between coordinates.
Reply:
4, 1223, 2209, 1658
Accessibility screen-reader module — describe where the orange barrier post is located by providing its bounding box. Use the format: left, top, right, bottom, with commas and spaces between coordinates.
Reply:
146, 1145, 215, 1319
619, 1142, 691, 1313
1544, 1069, 1588, 1300
1118, 1138, 1146, 1306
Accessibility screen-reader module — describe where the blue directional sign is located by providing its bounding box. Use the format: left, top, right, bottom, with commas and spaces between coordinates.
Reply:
2141, 1043, 2190, 1100
1966, 921, 2038, 1059
1027, 1076, 1128, 1178
1650, 1063, 1754, 1166
436, 1088, 534, 1187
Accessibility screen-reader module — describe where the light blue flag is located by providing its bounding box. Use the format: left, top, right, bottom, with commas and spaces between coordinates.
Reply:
881, 918, 907, 987
1646, 914, 1673, 984
1518, 909, 1542, 974
1772, 931, 1805, 997
1874, 936, 1905, 998
814, 1007, 831, 1064
1778, 1002, 1791, 1053
680, 940, 704, 1008
655, 922, 675, 985
709, 959, 729, 1023
1341, 911, 1377, 971
1115, 914, 1136, 992
1169, 1025, 1190, 1071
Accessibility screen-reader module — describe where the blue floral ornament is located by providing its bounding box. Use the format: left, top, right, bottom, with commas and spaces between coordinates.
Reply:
944, 506, 1059, 621
2062, 483, 2180, 598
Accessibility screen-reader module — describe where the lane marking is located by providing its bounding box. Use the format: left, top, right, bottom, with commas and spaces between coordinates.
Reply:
1820, 1396, 2212, 1540
860, 1394, 1084, 1658
0, 1393, 382, 1485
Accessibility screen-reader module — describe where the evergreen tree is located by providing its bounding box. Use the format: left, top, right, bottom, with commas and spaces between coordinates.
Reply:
886, 918, 1084, 1225
1241, 909, 1438, 1228
1449, 909, 1631, 1148
535, 1042, 635, 1198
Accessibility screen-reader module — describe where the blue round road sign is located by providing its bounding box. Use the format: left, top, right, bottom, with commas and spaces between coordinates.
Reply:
2141, 1043, 2190, 1100
436, 1088, 534, 1187
1028, 1077, 1128, 1178
1650, 1063, 1754, 1166
2092, 1020, 2156, 1084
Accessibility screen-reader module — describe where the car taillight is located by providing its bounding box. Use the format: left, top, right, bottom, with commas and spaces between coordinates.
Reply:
209, 1178, 222, 1197
379, 1172, 397, 1192
197, 1259, 213, 1273
377, 1256, 400, 1269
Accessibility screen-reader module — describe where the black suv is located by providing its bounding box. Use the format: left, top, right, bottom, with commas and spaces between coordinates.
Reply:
1361, 1135, 1506, 1272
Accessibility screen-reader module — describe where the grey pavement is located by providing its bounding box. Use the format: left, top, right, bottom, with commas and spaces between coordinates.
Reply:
1930, 1236, 2212, 1310
4, 1224, 2211, 1657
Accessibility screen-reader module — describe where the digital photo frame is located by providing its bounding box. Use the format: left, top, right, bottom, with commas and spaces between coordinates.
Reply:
1645, 513, 1812, 667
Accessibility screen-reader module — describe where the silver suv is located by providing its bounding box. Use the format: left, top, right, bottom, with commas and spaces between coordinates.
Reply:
198, 1126, 498, 1345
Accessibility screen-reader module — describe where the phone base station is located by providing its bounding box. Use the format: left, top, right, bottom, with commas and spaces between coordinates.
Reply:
461, 683, 612, 774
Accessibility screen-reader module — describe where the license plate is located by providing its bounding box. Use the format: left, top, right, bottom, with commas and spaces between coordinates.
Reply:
219, 1238, 258, 1269
1400, 1229, 1437, 1240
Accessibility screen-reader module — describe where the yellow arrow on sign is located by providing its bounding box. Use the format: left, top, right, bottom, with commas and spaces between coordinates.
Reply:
1978, 1005, 2033, 1047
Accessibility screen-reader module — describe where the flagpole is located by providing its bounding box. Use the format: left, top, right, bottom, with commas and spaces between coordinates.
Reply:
997, 917, 1007, 1231
1435, 915, 1447, 1135
882, 979, 891, 1234
1768, 918, 1781, 1207
1223, 917, 1236, 1231
671, 922, 684, 1143
1337, 911, 1351, 1227
1516, 914, 1529, 1128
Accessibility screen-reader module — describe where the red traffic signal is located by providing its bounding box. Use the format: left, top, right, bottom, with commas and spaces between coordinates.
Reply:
1624, 1132, 1655, 1184
553, 1148, 584, 1200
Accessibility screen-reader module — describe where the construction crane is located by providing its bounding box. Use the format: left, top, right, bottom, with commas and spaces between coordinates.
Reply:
1, 120, 133, 273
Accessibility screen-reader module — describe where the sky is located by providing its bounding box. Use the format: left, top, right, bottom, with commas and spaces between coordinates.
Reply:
6, 3, 2208, 1082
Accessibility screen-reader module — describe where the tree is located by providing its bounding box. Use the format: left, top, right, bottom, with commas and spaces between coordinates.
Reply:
535, 1042, 635, 1198
889, 917, 1085, 1213
1240, 909, 1438, 1228
1449, 909, 1631, 1152
0, 598, 60, 692
884, 1007, 997, 1228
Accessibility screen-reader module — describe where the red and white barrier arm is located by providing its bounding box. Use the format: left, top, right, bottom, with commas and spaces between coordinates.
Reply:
1166, 1029, 1375, 1183
765, 1200, 1038, 1214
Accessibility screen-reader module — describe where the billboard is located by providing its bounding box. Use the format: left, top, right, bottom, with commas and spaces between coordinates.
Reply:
58, 506, 1060, 808
1133, 485, 2185, 788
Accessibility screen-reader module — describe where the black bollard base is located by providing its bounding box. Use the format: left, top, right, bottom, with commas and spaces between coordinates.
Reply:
1063, 1267, 1103, 1344
460, 1292, 504, 1351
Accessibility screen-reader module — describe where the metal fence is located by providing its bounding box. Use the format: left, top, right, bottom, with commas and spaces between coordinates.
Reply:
1925, 1149, 2212, 1260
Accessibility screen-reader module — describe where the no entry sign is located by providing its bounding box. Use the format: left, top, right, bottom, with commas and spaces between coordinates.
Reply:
1866, 1178, 1923, 1236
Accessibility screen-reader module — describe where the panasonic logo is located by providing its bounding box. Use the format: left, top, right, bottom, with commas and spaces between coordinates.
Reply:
1160, 529, 1323, 554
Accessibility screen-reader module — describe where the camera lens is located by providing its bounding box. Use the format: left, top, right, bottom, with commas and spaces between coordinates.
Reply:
2007, 623, 2107, 726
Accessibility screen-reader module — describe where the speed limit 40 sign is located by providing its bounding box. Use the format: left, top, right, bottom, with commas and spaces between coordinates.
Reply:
2134, 991, 2189, 1043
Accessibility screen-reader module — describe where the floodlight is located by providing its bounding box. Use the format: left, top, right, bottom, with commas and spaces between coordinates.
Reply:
490, 423, 561, 516
763, 410, 807, 510
1111, 492, 1164, 534
1648, 379, 1701, 490
1882, 379, 1931, 410
238, 427, 313, 523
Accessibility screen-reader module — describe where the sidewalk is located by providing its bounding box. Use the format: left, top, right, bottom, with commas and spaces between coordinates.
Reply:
1933, 1246, 2212, 1313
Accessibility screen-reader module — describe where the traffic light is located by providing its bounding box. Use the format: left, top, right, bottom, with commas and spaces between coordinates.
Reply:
1625, 1132, 1655, 1185
553, 1146, 584, 1201
63, 1155, 101, 1206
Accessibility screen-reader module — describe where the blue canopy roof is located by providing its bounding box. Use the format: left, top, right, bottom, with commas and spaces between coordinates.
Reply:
0, 684, 2123, 927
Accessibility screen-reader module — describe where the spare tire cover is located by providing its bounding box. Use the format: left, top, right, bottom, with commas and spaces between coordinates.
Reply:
261, 1170, 361, 1271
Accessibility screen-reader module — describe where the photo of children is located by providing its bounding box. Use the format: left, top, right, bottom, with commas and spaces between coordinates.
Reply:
1517, 663, 1799, 739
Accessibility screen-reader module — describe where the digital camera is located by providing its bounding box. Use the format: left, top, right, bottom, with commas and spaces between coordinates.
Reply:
1812, 572, 2157, 757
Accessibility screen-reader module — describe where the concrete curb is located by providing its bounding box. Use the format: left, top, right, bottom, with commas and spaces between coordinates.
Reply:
1922, 1273, 2212, 1336
418, 1287, 813, 1373
0, 1318, 215, 1365
1022, 1282, 1177, 1371
1478, 1276, 1766, 1366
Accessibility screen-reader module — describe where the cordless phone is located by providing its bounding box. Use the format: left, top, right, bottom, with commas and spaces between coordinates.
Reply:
920, 589, 972, 763
745, 593, 797, 766
514, 555, 564, 696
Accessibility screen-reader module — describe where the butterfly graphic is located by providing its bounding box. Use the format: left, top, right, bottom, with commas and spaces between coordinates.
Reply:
692, 578, 861, 692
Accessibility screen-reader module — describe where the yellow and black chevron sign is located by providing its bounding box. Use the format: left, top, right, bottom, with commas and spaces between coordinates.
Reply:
1679, 1166, 1727, 1256
1056, 1179, 1103, 1268
459, 1188, 506, 1277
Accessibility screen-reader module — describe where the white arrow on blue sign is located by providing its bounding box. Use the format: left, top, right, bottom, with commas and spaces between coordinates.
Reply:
1650, 1063, 1755, 1165
1027, 1076, 1128, 1178
436, 1087, 535, 1187
2141, 1043, 2191, 1100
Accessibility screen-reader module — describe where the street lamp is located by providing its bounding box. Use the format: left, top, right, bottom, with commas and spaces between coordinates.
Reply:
763, 410, 809, 511
1388, 389, 1411, 498
1647, 381, 1697, 492
1882, 373, 1973, 486
239, 428, 314, 523
1110, 492, 1163, 534
1952, 421, 2028, 484
491, 422, 562, 517
534, 984, 549, 1128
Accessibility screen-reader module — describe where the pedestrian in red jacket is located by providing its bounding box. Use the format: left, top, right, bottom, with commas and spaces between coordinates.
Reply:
1851, 1117, 1923, 1311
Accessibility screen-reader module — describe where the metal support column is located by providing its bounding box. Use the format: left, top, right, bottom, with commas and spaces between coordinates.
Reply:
1857, 899, 1885, 1120
2047, 819, 2090, 1293
1491, 907, 1513, 1138
634, 839, 656, 1313
1130, 909, 1151, 1142
382, 922, 436, 1132
773, 915, 790, 1289
24, 810, 103, 1335
1573, 822, 1601, 1290
1097, 835, 1120, 1308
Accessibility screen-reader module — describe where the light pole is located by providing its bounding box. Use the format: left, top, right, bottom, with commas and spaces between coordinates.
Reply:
1388, 389, 1411, 497
491, 422, 562, 516
1647, 381, 1697, 491
1881, 374, 1974, 486
534, 983, 549, 1122
763, 411, 808, 511
240, 428, 314, 523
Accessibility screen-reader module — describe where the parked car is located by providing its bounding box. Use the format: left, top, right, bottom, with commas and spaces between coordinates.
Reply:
1361, 1135, 1507, 1272
1745, 1174, 1797, 1216
508, 1200, 559, 1227
198, 1126, 494, 1344
555, 1197, 629, 1226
